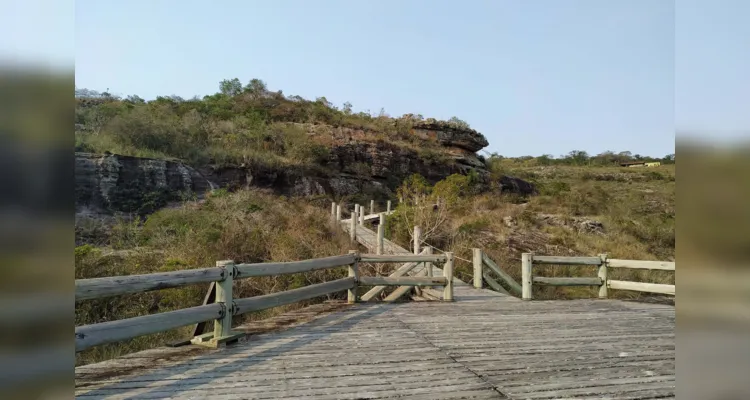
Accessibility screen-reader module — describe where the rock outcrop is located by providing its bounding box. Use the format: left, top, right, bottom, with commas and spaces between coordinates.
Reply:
75, 122, 537, 218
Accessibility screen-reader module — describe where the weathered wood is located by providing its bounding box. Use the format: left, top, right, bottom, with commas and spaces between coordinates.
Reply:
360, 254, 446, 263
75, 267, 225, 301
336, 204, 342, 221
359, 276, 447, 286
598, 253, 608, 298
359, 204, 365, 225
483, 271, 510, 295
608, 259, 675, 271
370, 200, 375, 215
444, 252, 454, 301
425, 246, 434, 279
376, 223, 384, 255
608, 280, 675, 295
213, 260, 235, 341
330, 202, 336, 220
532, 276, 603, 286
233, 277, 356, 315
532, 255, 603, 265
387, 200, 392, 213
473, 248, 482, 289
360, 248, 429, 302
75, 303, 224, 352
350, 208, 357, 241
348, 251, 358, 304
522, 253, 533, 300
482, 253, 522, 295
235, 254, 356, 278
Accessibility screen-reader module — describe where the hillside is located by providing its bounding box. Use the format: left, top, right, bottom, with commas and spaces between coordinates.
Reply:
74, 78, 675, 365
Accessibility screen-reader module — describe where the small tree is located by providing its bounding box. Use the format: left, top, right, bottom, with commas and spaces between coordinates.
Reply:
219, 78, 242, 97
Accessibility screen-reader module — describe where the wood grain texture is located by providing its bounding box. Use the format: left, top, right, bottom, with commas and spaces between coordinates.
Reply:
608, 280, 675, 295
359, 276, 447, 286
76, 286, 675, 399
533, 277, 603, 286
235, 254, 356, 278
234, 278, 356, 315
360, 254, 446, 263
532, 255, 603, 265
75, 268, 225, 301
75, 303, 224, 352
608, 259, 675, 271
482, 253, 522, 295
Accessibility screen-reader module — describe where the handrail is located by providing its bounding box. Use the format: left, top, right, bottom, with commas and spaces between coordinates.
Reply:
235, 254, 356, 278
75, 267, 226, 302
519, 253, 675, 300
75, 251, 454, 352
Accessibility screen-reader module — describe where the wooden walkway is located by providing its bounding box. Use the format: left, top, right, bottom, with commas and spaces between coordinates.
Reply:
75, 286, 674, 399
75, 216, 674, 399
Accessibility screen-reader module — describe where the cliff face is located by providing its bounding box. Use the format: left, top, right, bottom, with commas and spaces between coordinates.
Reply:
75, 123, 491, 216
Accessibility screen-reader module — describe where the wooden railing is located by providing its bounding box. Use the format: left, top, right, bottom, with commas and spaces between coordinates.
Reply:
472, 248, 522, 296
519, 253, 675, 300
75, 252, 453, 352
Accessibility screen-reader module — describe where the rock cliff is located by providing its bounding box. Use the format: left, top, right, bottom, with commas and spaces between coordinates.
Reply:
76, 122, 495, 216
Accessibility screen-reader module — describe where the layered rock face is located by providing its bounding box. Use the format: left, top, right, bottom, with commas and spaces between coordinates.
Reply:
75, 123, 494, 216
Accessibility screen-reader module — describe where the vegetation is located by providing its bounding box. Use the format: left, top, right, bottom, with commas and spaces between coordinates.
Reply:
74, 79, 476, 169
386, 164, 675, 300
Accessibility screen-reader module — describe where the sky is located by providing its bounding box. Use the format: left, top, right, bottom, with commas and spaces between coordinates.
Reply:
7, 0, 747, 157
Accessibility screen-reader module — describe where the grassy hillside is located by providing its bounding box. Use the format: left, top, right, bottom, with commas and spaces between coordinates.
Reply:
75, 79, 477, 171
75, 161, 674, 365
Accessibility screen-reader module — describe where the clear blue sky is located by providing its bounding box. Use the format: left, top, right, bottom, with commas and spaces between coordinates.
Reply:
70, 1, 745, 156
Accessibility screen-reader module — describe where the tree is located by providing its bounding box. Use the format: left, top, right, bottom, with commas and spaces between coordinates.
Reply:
342, 102, 353, 115
447, 116, 470, 130
243, 78, 268, 98
566, 150, 590, 165
219, 78, 242, 97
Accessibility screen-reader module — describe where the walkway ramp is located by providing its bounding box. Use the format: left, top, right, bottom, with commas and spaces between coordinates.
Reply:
75, 286, 675, 399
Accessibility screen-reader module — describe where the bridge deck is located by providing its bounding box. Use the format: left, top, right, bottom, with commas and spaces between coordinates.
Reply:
75, 286, 675, 399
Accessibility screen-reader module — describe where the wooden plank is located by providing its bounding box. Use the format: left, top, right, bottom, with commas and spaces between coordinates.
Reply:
533, 277, 603, 286
532, 255, 603, 265
608, 280, 675, 295
75, 267, 225, 301
608, 259, 675, 271
359, 276, 447, 286
522, 253, 533, 300
75, 303, 224, 352
234, 254, 355, 278
483, 271, 510, 295
360, 248, 429, 302
233, 277, 356, 315
482, 253, 522, 295
360, 254, 446, 263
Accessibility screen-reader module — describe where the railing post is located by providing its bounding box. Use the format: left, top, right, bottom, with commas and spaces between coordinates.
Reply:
413, 226, 421, 255
354, 204, 359, 218
350, 208, 357, 242
425, 246, 433, 278
359, 204, 365, 225
348, 250, 359, 303
377, 214, 385, 255
522, 253, 533, 300
443, 252, 454, 301
387, 200, 392, 213
331, 202, 336, 220
370, 200, 375, 215
598, 253, 608, 299
336, 204, 342, 221
214, 260, 235, 342
472, 248, 483, 289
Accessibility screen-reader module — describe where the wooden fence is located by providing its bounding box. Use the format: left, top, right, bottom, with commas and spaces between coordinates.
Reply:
75, 252, 453, 352
518, 253, 675, 300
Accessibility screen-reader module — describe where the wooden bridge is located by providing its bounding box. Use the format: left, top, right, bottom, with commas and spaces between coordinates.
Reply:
75, 201, 675, 399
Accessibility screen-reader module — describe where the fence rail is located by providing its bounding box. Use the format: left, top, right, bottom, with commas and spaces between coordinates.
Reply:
518, 253, 675, 300
75, 251, 453, 352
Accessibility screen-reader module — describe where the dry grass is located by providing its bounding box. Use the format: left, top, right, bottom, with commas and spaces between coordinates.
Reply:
75, 189, 353, 365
